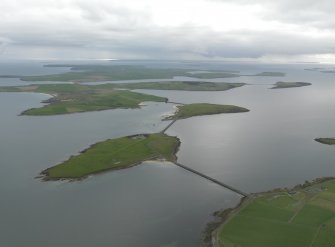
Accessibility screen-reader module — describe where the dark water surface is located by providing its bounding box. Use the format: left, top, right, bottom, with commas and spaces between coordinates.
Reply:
0, 60, 334, 246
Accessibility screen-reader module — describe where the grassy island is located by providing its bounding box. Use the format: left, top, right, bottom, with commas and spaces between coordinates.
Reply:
0, 82, 246, 115
102, 81, 245, 91
254, 72, 286, 77
315, 138, 335, 145
190, 72, 240, 79
0, 64, 288, 81
21, 65, 190, 82
271, 81, 312, 89
5, 64, 241, 82
0, 84, 167, 115
41, 133, 180, 180
211, 178, 335, 247
165, 103, 249, 120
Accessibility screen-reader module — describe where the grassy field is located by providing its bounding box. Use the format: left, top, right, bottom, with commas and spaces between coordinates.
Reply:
166, 103, 249, 120
214, 179, 335, 247
105, 81, 245, 91
0, 84, 167, 115
271, 81, 312, 89
315, 138, 335, 145
41, 133, 180, 180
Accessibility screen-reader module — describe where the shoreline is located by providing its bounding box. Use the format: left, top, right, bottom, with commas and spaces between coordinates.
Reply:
206, 176, 335, 247
38, 133, 181, 182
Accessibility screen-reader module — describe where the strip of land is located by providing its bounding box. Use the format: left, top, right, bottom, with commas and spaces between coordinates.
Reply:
315, 138, 335, 145
211, 178, 335, 247
40, 133, 180, 180
0, 64, 286, 81
271, 81, 311, 89
0, 84, 167, 115
106, 81, 246, 91
253, 72, 285, 77
165, 103, 249, 120
0, 82, 246, 115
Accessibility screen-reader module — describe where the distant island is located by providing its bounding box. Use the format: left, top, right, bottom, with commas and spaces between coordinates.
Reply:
254, 72, 285, 77
0, 84, 167, 115
315, 138, 335, 145
165, 103, 249, 120
271, 81, 311, 89
0, 82, 245, 115
0, 64, 287, 82
209, 177, 335, 247
109, 81, 245, 91
6, 64, 242, 82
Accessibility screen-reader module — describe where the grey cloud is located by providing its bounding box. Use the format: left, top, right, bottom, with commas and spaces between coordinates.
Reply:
1, 0, 335, 60
211, 0, 335, 30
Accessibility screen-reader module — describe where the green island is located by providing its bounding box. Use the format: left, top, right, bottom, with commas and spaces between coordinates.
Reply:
0, 82, 246, 115
106, 81, 245, 91
40, 133, 180, 180
0, 84, 167, 115
166, 103, 249, 120
271, 81, 312, 89
21, 65, 190, 82
1, 64, 287, 82
189, 72, 240, 79
210, 178, 335, 247
315, 138, 335, 145
320, 70, 335, 74
253, 72, 286, 77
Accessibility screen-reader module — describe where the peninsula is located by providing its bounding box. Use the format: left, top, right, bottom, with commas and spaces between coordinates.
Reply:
0, 64, 288, 82
0, 84, 167, 115
271, 81, 311, 89
211, 177, 335, 247
254, 72, 285, 77
106, 81, 245, 91
0, 82, 245, 115
17, 65, 242, 81
315, 138, 335, 145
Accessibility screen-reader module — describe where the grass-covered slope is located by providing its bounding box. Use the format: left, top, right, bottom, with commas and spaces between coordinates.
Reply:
166, 103, 249, 120
0, 84, 167, 115
315, 138, 335, 145
271, 81, 312, 89
41, 133, 180, 180
215, 179, 335, 247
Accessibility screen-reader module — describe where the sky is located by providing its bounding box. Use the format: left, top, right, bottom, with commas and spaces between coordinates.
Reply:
1, 0, 335, 63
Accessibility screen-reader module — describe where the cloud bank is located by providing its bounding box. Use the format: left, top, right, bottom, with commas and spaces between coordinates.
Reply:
1, 0, 335, 62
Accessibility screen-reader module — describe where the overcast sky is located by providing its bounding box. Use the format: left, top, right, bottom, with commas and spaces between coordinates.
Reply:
1, 0, 335, 62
